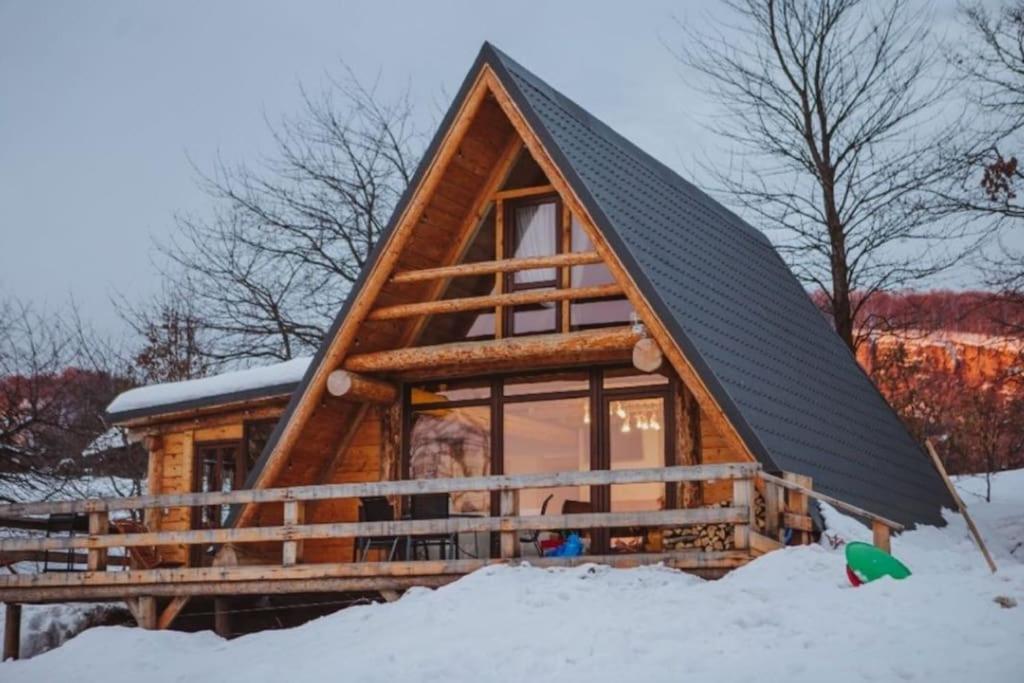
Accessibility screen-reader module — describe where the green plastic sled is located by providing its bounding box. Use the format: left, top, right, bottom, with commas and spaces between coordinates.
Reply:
844, 541, 912, 585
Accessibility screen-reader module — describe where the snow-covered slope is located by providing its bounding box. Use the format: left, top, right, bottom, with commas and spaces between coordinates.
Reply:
4, 470, 1023, 682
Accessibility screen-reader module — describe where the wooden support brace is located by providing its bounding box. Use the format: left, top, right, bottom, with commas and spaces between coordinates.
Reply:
87, 510, 109, 571
325, 370, 397, 404
282, 500, 305, 566
3, 602, 21, 661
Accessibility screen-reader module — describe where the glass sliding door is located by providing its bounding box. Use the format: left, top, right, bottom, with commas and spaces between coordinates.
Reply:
602, 392, 672, 553
503, 396, 591, 518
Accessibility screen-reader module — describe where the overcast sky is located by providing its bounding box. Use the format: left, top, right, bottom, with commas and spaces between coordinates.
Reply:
0, 0, 970, 336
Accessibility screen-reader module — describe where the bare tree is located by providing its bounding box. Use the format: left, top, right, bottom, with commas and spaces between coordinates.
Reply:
160, 70, 421, 364
676, 0, 968, 350
943, 2, 1024, 318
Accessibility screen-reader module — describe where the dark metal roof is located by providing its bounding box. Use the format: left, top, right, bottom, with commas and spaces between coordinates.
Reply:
241, 42, 954, 528
485, 44, 953, 526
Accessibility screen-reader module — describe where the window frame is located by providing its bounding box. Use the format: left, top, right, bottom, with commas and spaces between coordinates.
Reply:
502, 193, 564, 336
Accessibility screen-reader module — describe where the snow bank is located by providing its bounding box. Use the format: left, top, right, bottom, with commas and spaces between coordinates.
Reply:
106, 357, 310, 417
0, 603, 130, 659
4, 470, 1023, 682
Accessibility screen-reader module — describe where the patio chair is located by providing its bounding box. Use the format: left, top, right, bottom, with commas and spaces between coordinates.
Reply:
406, 493, 457, 560
354, 496, 401, 562
518, 493, 555, 556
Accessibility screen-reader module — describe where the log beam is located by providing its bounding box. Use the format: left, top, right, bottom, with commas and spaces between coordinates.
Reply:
389, 251, 602, 284
366, 283, 622, 321
325, 370, 397, 404
345, 326, 641, 374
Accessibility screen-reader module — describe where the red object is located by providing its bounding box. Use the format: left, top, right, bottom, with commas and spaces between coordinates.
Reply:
846, 564, 863, 587
540, 536, 563, 551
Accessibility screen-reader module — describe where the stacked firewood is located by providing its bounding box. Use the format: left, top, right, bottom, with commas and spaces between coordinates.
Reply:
662, 492, 767, 552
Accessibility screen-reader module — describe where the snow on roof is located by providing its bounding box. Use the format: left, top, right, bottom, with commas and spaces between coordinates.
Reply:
106, 356, 311, 420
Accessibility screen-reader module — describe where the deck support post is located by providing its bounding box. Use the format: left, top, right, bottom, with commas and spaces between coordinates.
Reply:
87, 510, 109, 571
872, 520, 891, 554
282, 500, 305, 566
136, 596, 157, 630
499, 490, 519, 559
214, 597, 232, 638
3, 602, 21, 661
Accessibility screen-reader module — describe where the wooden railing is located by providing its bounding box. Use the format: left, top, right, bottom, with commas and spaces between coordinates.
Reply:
0, 462, 904, 604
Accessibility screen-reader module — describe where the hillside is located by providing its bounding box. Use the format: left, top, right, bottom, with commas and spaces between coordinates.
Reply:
3, 470, 1022, 683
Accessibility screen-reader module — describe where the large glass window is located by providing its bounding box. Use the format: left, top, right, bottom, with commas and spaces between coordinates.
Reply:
503, 397, 591, 517
570, 215, 633, 329
408, 406, 492, 514
505, 197, 561, 336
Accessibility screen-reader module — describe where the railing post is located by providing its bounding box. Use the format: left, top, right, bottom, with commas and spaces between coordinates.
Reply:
763, 479, 782, 541
499, 489, 519, 559
732, 477, 754, 551
282, 500, 304, 566
783, 473, 813, 544
872, 520, 891, 554
87, 511, 109, 571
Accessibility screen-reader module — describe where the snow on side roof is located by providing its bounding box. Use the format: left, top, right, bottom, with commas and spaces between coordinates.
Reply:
106, 356, 311, 420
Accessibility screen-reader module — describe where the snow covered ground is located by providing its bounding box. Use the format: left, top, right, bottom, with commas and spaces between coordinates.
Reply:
3, 469, 1023, 682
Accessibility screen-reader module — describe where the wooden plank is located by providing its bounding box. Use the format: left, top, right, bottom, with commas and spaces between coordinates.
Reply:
0, 551, 752, 592
367, 283, 622, 321
763, 479, 782, 540
325, 370, 397, 404
924, 440, 997, 573
315, 404, 371, 484
761, 472, 904, 531
87, 511, 108, 571
389, 251, 602, 284
492, 183, 556, 201
0, 462, 758, 516
0, 577, 458, 602
0, 506, 751, 552
345, 326, 641, 374
3, 603, 20, 661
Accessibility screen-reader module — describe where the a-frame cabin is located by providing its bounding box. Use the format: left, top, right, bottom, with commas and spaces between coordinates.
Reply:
0, 43, 953, 646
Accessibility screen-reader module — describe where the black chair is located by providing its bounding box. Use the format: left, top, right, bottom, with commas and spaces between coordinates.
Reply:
519, 493, 555, 556
406, 493, 457, 560
354, 496, 401, 562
